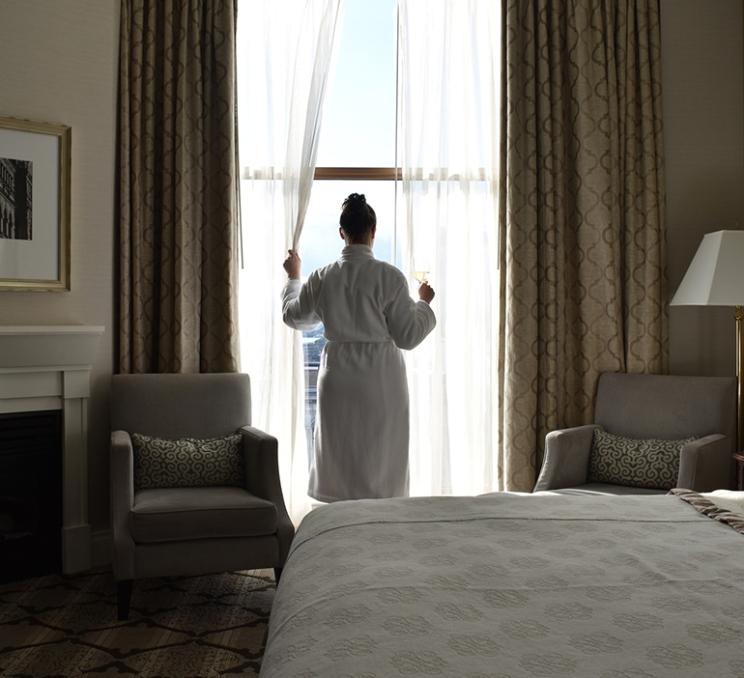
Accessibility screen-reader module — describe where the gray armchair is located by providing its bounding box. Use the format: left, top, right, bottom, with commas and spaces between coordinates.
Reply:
534, 373, 736, 495
110, 373, 294, 620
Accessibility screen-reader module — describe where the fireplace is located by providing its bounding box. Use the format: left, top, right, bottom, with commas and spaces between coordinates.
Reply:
0, 410, 63, 582
0, 325, 103, 575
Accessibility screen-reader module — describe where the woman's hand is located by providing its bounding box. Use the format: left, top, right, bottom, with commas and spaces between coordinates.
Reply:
283, 250, 301, 279
418, 281, 435, 304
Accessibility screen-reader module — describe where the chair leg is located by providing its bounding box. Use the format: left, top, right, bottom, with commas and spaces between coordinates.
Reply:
274, 567, 283, 584
117, 580, 133, 621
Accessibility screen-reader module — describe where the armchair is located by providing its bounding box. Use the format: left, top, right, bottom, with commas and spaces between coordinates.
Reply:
110, 373, 294, 619
534, 373, 736, 495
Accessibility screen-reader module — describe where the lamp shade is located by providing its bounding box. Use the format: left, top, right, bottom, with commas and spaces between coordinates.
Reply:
670, 230, 744, 306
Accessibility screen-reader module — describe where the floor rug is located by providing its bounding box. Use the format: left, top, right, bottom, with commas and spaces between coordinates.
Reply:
0, 569, 276, 677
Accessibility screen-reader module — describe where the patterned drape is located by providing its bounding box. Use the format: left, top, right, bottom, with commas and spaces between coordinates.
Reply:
117, 0, 238, 373
498, 0, 666, 490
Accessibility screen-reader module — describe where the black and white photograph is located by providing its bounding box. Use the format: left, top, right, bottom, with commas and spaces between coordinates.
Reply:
0, 116, 69, 290
0, 157, 33, 240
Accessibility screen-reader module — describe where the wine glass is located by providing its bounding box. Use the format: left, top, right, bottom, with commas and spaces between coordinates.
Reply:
412, 259, 429, 284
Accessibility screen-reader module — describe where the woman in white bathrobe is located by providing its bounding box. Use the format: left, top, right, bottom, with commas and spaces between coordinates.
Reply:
281, 193, 436, 502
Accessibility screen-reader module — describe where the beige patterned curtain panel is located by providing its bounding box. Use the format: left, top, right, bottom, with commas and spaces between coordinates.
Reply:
117, 0, 238, 373
499, 0, 666, 490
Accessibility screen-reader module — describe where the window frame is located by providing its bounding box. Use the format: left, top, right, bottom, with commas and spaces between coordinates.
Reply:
313, 167, 400, 181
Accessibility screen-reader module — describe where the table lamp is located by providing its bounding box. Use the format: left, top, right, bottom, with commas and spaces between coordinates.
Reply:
670, 230, 744, 450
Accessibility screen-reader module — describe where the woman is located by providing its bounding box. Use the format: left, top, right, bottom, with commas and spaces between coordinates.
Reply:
282, 193, 436, 502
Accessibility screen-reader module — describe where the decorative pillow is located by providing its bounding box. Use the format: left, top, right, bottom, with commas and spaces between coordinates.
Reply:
132, 433, 244, 490
588, 429, 695, 490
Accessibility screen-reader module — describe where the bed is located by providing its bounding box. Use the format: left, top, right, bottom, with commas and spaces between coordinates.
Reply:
259, 491, 744, 677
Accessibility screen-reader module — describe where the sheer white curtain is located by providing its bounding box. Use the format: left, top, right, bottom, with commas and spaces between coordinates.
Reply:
236, 0, 340, 522
398, 0, 501, 496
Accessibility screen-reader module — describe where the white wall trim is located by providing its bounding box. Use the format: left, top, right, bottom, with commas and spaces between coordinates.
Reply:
0, 325, 103, 574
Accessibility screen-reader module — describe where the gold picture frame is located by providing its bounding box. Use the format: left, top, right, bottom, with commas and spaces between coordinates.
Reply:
0, 116, 70, 291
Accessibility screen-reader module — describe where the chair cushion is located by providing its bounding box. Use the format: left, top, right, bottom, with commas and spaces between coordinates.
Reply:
588, 429, 694, 490
131, 486, 277, 543
132, 432, 244, 490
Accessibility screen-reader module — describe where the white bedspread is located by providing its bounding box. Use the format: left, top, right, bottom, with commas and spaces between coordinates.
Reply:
260, 492, 744, 677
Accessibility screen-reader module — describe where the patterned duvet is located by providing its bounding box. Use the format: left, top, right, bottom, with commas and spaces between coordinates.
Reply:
259, 492, 744, 677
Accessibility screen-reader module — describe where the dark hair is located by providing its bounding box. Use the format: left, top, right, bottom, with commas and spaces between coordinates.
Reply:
339, 193, 376, 243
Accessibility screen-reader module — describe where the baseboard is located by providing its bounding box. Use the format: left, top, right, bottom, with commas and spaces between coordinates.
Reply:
91, 529, 112, 568
62, 524, 92, 574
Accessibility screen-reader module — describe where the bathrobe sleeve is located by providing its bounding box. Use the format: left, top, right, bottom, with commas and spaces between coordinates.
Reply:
385, 276, 437, 350
282, 272, 322, 331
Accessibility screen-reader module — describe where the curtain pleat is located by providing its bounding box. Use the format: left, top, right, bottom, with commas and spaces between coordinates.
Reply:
117, 0, 238, 373
499, 0, 666, 490
397, 0, 501, 497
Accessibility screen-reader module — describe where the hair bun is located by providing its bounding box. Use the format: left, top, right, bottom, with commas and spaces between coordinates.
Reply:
340, 192, 376, 241
343, 193, 367, 209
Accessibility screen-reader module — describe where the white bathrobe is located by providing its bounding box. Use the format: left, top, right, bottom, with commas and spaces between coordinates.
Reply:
282, 244, 436, 502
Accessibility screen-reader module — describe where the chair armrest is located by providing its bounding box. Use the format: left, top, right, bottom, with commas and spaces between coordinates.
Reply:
534, 425, 599, 492
240, 425, 295, 564
677, 434, 731, 492
110, 430, 136, 580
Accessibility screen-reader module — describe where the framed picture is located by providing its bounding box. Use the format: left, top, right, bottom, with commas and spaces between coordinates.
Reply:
0, 116, 70, 291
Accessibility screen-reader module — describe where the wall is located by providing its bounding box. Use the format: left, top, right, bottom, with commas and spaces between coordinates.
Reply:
662, 0, 744, 377
0, 0, 119, 531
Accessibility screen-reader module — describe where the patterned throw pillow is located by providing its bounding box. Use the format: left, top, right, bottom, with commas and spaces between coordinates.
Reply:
132, 433, 244, 490
588, 429, 695, 490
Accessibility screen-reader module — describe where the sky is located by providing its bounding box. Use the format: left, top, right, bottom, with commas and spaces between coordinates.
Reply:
315, 0, 397, 168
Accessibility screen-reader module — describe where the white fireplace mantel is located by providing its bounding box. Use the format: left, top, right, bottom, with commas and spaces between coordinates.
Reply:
0, 325, 104, 574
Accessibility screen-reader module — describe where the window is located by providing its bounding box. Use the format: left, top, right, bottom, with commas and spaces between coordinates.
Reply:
236, 0, 501, 507
315, 0, 397, 170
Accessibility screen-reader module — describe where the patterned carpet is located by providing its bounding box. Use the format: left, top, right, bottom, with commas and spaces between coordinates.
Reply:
0, 569, 276, 677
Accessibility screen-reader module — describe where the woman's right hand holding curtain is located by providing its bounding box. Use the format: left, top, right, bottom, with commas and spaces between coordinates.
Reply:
283, 249, 301, 280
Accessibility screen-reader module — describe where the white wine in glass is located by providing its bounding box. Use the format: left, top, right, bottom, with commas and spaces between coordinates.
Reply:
412, 258, 430, 283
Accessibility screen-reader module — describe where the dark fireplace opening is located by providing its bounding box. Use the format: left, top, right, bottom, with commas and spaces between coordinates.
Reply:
0, 410, 62, 583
